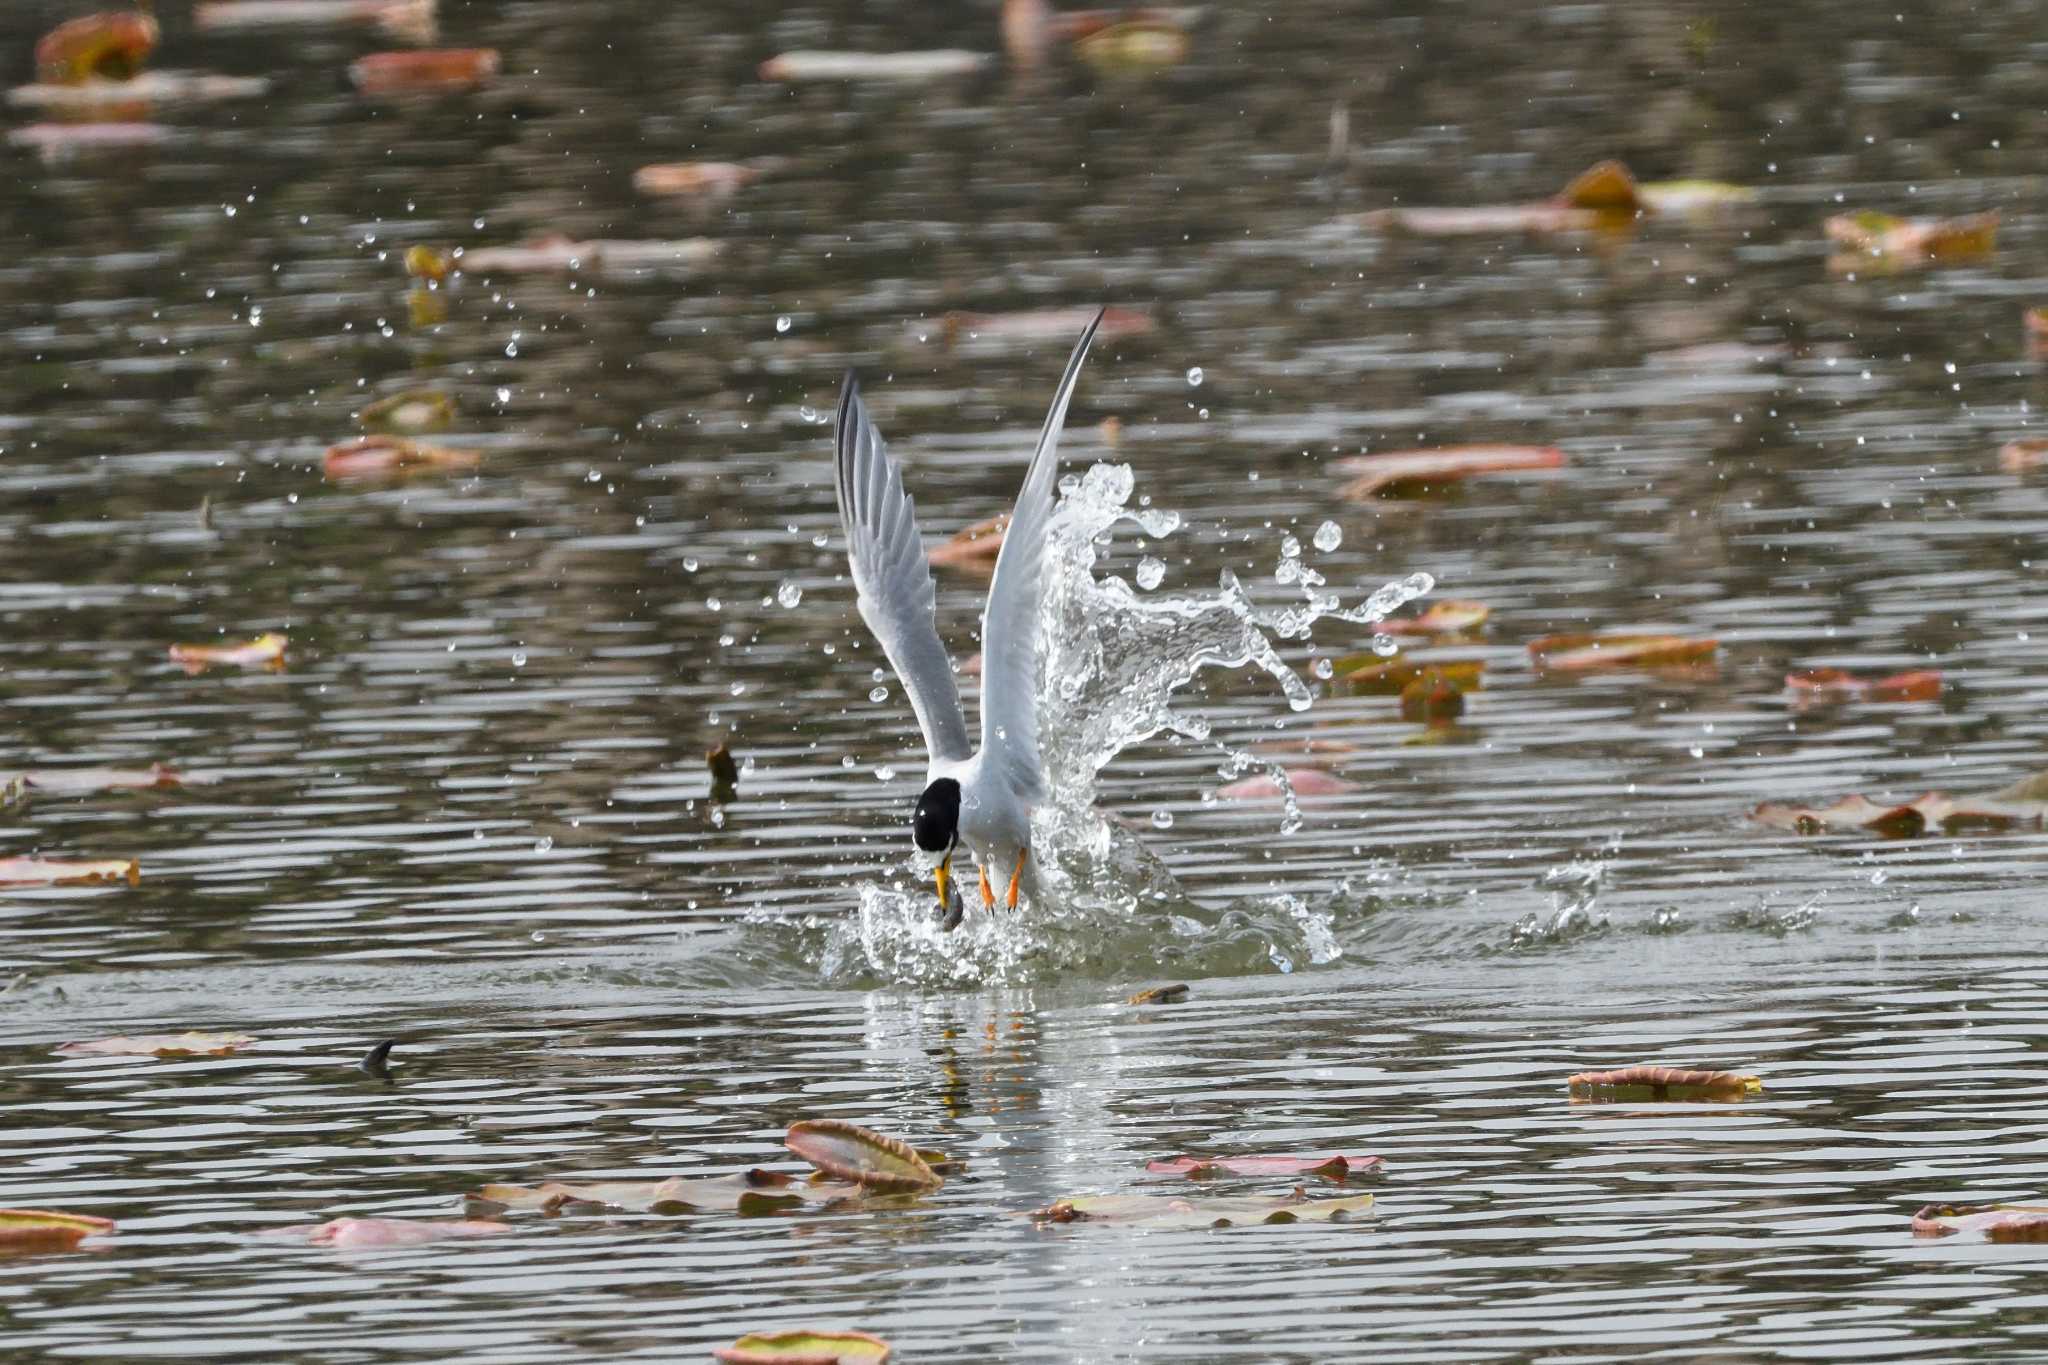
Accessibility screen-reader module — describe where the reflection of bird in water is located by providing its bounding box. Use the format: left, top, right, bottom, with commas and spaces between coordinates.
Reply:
833, 309, 1103, 931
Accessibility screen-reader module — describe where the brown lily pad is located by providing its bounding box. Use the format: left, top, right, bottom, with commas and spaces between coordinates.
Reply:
358, 390, 454, 434
1825, 210, 1998, 275
1376, 600, 1490, 636
926, 513, 1010, 571
36, 11, 159, 84
714, 1331, 892, 1365
1338, 657, 1483, 695
1912, 1203, 2048, 1242
1334, 444, 1566, 499
1399, 668, 1466, 726
1567, 1066, 1761, 1102
1030, 1187, 1374, 1228
633, 161, 766, 200
0, 857, 139, 888
1145, 1154, 1382, 1182
473, 1168, 866, 1216
57, 1032, 255, 1057
169, 632, 287, 672
323, 435, 479, 481
348, 48, 499, 96
1127, 983, 1189, 1005
784, 1120, 941, 1193
1527, 632, 1718, 672
2000, 439, 2048, 474
1752, 788, 2048, 839
0, 1209, 116, 1254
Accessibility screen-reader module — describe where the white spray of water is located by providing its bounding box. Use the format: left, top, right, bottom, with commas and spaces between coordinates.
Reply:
822, 461, 1432, 985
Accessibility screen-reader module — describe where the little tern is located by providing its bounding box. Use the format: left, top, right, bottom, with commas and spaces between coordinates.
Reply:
833, 307, 1104, 928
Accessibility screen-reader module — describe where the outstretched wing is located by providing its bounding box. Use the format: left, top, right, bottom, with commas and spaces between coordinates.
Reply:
835, 374, 973, 766
977, 307, 1105, 802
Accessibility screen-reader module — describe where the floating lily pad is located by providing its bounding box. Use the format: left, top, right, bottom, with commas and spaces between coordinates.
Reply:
0, 1209, 115, 1254
1784, 668, 1941, 706
784, 1120, 941, 1193
1377, 601, 1490, 637
349, 48, 499, 96
926, 514, 1009, 572
0, 858, 139, 888
473, 1169, 865, 1215
1031, 1188, 1374, 1227
1334, 444, 1566, 499
358, 390, 454, 434
1912, 1202, 2048, 1242
1127, 983, 1189, 1005
1, 765, 186, 797
323, 435, 479, 481
1337, 657, 1483, 695
1145, 1154, 1382, 1181
1527, 632, 1717, 672
169, 632, 287, 672
36, 11, 158, 84
194, 0, 433, 40
57, 1032, 255, 1057
264, 1217, 509, 1249
1825, 210, 1998, 275
1566, 1066, 1761, 1102
758, 50, 990, 82
714, 1330, 892, 1364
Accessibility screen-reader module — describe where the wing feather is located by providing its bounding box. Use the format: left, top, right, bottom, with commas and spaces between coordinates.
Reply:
977, 308, 1105, 801
834, 374, 974, 766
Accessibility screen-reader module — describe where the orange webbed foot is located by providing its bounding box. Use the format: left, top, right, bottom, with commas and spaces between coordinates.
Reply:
979, 865, 995, 910
1005, 847, 1028, 909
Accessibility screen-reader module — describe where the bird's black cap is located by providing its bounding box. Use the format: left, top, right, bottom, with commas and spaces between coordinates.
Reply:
913, 777, 961, 853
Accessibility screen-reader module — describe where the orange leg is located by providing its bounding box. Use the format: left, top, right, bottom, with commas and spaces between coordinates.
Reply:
979, 865, 995, 910
1006, 847, 1028, 909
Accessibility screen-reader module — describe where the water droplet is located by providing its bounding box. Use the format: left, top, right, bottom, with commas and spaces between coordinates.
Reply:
1871, 868, 1889, 886
705, 595, 721, 611
1370, 635, 1399, 658
533, 836, 553, 853
511, 650, 527, 667
1280, 534, 1302, 559
1311, 657, 1333, 679
776, 581, 803, 608
775, 315, 792, 334
495, 387, 511, 404
1313, 520, 1342, 552
1151, 809, 1174, 829
504, 339, 519, 357
682, 556, 699, 573
869, 685, 889, 703
1136, 557, 1166, 590
1186, 366, 1204, 386
798, 405, 818, 423
530, 930, 546, 943
875, 765, 896, 781
247, 305, 263, 327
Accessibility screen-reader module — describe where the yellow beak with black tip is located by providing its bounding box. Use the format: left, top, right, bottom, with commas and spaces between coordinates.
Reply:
933, 849, 953, 909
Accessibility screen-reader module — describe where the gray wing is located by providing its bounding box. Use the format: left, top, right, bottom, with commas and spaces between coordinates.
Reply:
834, 373, 974, 766
977, 307, 1105, 802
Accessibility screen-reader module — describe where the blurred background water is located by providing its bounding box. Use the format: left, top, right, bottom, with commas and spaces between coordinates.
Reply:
4, 1, 2048, 1359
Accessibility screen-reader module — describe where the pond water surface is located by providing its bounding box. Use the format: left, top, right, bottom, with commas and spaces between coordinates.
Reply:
5, 1, 2048, 1359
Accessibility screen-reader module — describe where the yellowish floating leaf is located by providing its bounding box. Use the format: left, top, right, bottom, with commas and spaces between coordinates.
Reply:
0, 857, 138, 888
1377, 600, 1489, 637
169, 632, 287, 672
1567, 1066, 1761, 1102
1031, 1188, 1374, 1228
1913, 1203, 2048, 1242
1558, 159, 1639, 211
1337, 657, 1483, 695
1333, 444, 1566, 499
1074, 20, 1189, 72
1527, 632, 1717, 673
265, 1217, 509, 1248
0, 1209, 115, 1254
785, 1120, 941, 1193
633, 161, 766, 200
348, 47, 499, 96
1399, 667, 1466, 726
36, 11, 159, 84
759, 50, 990, 82
926, 513, 1009, 572
1127, 982, 1189, 1005
59, 1032, 254, 1057
714, 1330, 893, 1365
358, 390, 454, 434
1825, 210, 1998, 275
1359, 160, 1750, 238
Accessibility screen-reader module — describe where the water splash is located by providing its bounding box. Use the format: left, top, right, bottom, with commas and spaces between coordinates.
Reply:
813, 461, 1433, 986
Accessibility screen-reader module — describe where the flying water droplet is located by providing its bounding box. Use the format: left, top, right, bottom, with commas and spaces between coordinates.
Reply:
1136, 557, 1165, 590
510, 650, 527, 667
1370, 635, 1399, 657
1313, 520, 1343, 552
775, 315, 792, 334
1185, 366, 1204, 386
1311, 657, 1333, 679
1151, 809, 1174, 829
798, 405, 818, 423
776, 581, 803, 608
532, 836, 553, 854
869, 685, 889, 703
875, 765, 896, 781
